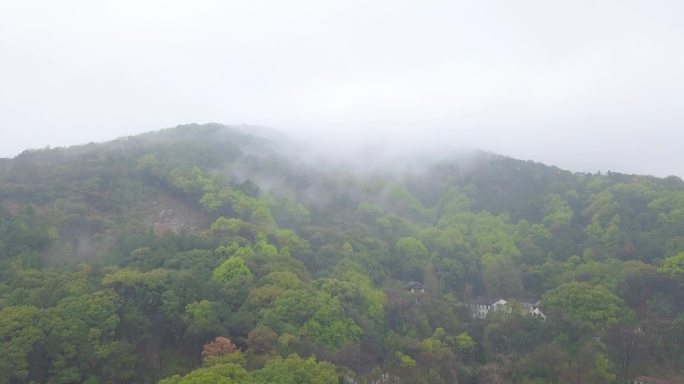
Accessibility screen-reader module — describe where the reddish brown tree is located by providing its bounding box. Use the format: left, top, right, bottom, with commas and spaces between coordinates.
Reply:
201, 336, 238, 359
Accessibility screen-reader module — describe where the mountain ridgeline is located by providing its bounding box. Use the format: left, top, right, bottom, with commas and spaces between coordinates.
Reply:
1, 124, 683, 384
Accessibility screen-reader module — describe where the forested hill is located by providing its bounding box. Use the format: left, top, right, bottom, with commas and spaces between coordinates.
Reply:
2, 123, 684, 384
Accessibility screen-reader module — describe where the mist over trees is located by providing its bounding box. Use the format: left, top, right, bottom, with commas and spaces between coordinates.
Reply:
1, 124, 683, 383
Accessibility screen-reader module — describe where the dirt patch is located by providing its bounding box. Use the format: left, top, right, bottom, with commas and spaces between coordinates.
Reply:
136, 190, 212, 235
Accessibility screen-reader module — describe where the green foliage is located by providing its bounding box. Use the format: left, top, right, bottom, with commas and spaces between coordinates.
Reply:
260, 289, 319, 330
254, 235, 278, 258
183, 300, 223, 335
158, 363, 251, 384
303, 294, 362, 346
660, 252, 684, 278
394, 236, 430, 278
44, 289, 134, 383
0, 306, 44, 384
543, 282, 633, 339
395, 351, 416, 367
213, 256, 253, 285
482, 257, 523, 297
456, 331, 476, 351
0, 205, 53, 261
2, 124, 684, 383
251, 204, 277, 233
300, 316, 362, 349
542, 193, 574, 231
209, 217, 246, 235
251, 354, 337, 384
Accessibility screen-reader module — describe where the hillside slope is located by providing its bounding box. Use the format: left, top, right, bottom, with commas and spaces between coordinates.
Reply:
1, 124, 683, 383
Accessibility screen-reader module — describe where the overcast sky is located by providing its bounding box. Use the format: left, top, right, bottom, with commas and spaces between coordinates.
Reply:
1, 0, 683, 176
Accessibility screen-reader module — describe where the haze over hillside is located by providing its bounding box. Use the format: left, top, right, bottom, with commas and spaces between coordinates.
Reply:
1, 124, 684, 383
3, 1, 684, 382
2, 1, 684, 176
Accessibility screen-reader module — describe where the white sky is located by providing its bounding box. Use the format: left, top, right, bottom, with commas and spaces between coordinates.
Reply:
1, 0, 683, 176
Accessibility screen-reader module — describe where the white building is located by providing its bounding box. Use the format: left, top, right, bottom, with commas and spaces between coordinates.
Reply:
468, 297, 546, 320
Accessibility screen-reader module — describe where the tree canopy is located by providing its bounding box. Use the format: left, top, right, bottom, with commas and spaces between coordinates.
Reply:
1, 124, 683, 383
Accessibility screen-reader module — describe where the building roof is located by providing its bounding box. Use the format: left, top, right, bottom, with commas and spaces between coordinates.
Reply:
404, 281, 425, 290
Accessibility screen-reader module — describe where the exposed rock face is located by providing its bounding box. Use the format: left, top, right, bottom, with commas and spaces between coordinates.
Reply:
141, 193, 211, 235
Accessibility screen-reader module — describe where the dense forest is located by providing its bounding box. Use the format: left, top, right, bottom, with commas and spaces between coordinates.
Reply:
1, 124, 683, 383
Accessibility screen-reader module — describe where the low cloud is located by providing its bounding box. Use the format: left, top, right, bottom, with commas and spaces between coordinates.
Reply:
1, 0, 682, 176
